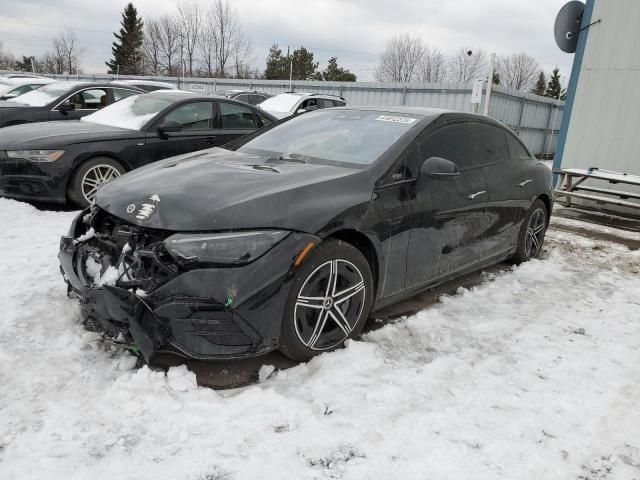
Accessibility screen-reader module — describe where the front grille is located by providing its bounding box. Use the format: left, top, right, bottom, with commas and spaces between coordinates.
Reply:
77, 208, 178, 294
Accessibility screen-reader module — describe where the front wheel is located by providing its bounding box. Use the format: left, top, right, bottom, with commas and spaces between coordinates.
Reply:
68, 157, 125, 208
510, 199, 548, 264
279, 239, 374, 362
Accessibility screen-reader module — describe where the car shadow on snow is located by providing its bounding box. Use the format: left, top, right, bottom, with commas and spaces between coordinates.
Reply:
151, 263, 510, 389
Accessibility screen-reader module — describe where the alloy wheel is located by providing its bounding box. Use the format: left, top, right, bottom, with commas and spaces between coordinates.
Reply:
294, 259, 366, 351
525, 208, 546, 258
81, 164, 121, 204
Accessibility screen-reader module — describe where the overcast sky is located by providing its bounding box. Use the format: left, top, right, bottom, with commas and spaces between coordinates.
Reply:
0, 0, 575, 83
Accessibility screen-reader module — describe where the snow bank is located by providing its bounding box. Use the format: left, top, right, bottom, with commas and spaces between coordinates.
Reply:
0, 197, 639, 480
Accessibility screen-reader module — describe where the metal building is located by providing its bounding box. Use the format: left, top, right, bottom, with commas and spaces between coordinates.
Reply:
554, 0, 640, 215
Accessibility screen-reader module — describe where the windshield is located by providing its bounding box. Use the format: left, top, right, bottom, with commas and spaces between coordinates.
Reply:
81, 94, 175, 130
12, 81, 78, 106
238, 109, 422, 166
258, 94, 301, 113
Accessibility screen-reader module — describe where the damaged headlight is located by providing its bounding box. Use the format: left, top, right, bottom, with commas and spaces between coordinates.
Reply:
7, 150, 65, 162
164, 230, 289, 265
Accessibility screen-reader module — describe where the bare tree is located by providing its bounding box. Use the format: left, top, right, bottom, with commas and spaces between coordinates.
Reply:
448, 47, 486, 84
210, 0, 245, 77
155, 15, 181, 76
52, 28, 83, 74
198, 5, 219, 76
416, 46, 447, 83
375, 34, 425, 83
142, 19, 162, 75
0, 42, 16, 70
496, 52, 539, 91
176, 0, 201, 77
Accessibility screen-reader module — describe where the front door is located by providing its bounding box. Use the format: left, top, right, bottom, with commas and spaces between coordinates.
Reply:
145, 100, 218, 162
405, 122, 491, 289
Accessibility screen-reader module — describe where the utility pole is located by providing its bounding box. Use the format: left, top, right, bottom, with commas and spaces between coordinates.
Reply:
483, 52, 496, 116
287, 46, 293, 92
31, 57, 36, 73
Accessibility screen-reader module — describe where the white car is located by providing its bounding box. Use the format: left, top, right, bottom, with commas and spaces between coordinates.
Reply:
111, 80, 177, 92
0, 77, 57, 101
258, 92, 347, 119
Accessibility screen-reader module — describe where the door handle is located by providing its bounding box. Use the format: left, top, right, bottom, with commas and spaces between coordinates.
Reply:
467, 190, 487, 200
517, 179, 533, 187
205, 136, 218, 144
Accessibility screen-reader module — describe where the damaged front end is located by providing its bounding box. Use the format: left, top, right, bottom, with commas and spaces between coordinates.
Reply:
59, 207, 318, 363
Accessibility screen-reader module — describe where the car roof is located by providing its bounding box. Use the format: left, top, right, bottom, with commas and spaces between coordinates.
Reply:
113, 80, 177, 89
0, 77, 56, 86
342, 105, 454, 116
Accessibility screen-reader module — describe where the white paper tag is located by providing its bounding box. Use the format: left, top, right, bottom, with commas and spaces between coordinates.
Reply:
375, 115, 417, 124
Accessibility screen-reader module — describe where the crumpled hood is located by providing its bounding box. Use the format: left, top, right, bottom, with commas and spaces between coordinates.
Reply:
0, 120, 137, 149
96, 148, 372, 233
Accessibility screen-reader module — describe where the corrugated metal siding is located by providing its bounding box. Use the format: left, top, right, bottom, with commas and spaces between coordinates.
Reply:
42, 73, 564, 155
560, 0, 640, 214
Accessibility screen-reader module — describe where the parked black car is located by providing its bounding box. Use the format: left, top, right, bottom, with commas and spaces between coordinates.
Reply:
59, 107, 552, 364
209, 89, 271, 105
0, 91, 276, 206
0, 81, 144, 128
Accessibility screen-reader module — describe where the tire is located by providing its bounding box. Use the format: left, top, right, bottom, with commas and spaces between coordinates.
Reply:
279, 239, 374, 362
68, 157, 125, 208
510, 199, 548, 264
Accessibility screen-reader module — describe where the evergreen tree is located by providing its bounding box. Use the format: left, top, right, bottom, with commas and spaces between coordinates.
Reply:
492, 71, 500, 85
15, 56, 35, 72
106, 3, 144, 75
264, 44, 289, 80
532, 71, 546, 96
545, 67, 562, 99
318, 57, 356, 81
290, 47, 319, 80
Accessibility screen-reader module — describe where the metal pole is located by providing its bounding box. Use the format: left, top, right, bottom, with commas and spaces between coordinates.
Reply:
483, 52, 495, 116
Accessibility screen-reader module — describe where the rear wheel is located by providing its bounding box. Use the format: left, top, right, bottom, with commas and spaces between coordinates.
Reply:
68, 157, 125, 208
279, 239, 374, 362
510, 199, 548, 264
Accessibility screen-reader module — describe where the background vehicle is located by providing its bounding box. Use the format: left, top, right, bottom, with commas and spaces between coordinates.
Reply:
112, 80, 177, 92
0, 91, 276, 207
0, 77, 57, 101
258, 92, 347, 119
0, 81, 144, 128
59, 107, 552, 364
209, 89, 271, 106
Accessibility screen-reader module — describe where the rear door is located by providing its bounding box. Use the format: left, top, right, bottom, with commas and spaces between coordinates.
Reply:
405, 122, 490, 288
212, 101, 261, 145
144, 100, 218, 162
476, 122, 518, 256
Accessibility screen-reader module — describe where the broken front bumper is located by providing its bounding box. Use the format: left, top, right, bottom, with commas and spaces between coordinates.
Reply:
59, 224, 319, 363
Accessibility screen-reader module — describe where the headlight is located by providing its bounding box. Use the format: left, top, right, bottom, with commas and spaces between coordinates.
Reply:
164, 230, 289, 265
6, 150, 65, 162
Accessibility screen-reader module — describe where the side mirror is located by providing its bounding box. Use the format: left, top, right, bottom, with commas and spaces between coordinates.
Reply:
157, 120, 182, 137
58, 103, 75, 113
420, 156, 459, 180
295, 108, 306, 115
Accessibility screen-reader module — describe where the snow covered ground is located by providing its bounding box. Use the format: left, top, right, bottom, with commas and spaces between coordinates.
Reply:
1, 197, 639, 480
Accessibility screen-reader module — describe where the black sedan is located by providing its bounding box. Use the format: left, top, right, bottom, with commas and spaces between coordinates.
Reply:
59, 107, 552, 364
208, 89, 271, 105
0, 81, 144, 128
0, 91, 275, 207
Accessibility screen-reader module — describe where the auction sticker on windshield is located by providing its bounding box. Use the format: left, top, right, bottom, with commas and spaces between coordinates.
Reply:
375, 115, 417, 124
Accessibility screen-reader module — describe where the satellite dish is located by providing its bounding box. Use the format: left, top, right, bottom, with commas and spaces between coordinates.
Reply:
554, 1, 585, 53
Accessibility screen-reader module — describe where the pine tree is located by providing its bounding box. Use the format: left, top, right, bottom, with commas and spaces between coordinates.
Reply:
318, 57, 356, 81
291, 47, 319, 80
264, 44, 289, 80
106, 3, 144, 75
492, 71, 500, 85
532, 71, 546, 96
545, 67, 562, 99
15, 56, 35, 72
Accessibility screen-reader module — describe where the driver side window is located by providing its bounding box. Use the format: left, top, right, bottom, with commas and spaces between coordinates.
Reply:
60, 89, 108, 110
159, 101, 214, 129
